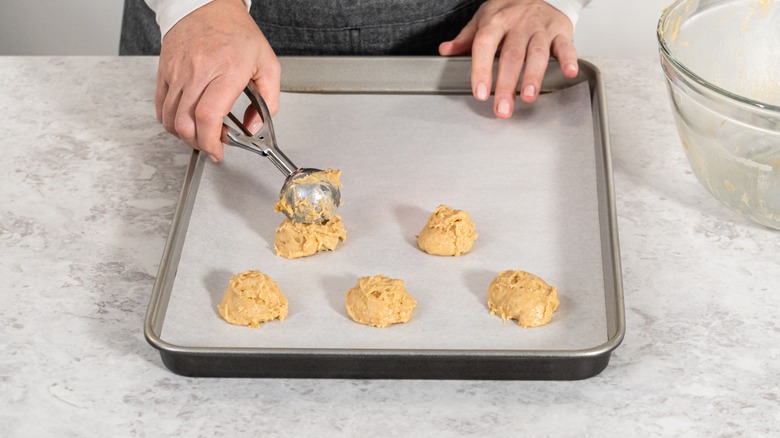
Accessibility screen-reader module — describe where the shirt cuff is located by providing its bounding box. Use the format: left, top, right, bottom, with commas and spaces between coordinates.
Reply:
544, 0, 592, 28
145, 0, 252, 37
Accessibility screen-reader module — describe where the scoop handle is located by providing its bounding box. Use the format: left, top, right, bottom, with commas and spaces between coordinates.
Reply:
221, 83, 298, 177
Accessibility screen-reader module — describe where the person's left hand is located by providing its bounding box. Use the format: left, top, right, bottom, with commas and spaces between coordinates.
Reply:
439, 0, 579, 118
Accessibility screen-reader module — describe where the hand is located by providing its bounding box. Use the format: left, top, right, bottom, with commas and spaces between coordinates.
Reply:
156, 0, 280, 162
439, 0, 579, 118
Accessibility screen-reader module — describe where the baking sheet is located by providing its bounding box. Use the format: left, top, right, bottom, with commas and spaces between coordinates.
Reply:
160, 80, 607, 351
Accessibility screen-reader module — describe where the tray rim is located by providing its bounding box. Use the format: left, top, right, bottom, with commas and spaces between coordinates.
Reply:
145, 56, 625, 380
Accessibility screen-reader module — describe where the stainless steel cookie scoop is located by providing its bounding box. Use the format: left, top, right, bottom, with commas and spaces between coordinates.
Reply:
220, 83, 341, 223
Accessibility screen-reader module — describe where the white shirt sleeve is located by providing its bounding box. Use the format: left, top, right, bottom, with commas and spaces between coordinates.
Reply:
144, 0, 252, 36
544, 0, 593, 27
146, 1, 586, 37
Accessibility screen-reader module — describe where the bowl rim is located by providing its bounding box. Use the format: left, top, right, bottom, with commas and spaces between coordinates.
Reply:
657, 0, 780, 113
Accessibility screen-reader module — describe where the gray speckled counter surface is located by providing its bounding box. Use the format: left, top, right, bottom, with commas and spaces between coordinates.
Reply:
1, 57, 778, 436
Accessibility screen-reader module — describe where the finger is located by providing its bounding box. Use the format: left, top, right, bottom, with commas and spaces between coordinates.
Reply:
173, 86, 203, 149
470, 24, 504, 102
220, 123, 232, 145
161, 86, 183, 137
439, 18, 478, 56
493, 35, 529, 118
552, 35, 578, 78
194, 74, 246, 162
519, 33, 552, 104
155, 76, 168, 123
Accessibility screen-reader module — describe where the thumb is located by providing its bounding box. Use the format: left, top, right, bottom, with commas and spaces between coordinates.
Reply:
253, 56, 281, 116
439, 18, 478, 56
243, 104, 262, 134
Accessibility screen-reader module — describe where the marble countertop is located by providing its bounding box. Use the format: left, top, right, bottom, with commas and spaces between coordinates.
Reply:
1, 56, 778, 436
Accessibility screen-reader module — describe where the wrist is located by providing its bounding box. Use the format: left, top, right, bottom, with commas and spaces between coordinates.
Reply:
154, 0, 252, 38
543, 0, 586, 27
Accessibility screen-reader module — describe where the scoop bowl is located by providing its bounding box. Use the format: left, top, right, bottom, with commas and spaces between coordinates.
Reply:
278, 168, 342, 223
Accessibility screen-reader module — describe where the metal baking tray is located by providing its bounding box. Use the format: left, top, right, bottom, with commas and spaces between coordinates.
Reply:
146, 57, 624, 380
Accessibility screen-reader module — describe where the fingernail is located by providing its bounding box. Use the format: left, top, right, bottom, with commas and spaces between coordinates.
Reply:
209, 153, 219, 163
523, 85, 536, 98
476, 83, 488, 101
249, 121, 261, 133
566, 64, 578, 75
497, 99, 511, 116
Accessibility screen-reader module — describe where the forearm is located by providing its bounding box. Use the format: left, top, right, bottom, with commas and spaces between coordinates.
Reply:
144, 0, 252, 35
543, 0, 592, 27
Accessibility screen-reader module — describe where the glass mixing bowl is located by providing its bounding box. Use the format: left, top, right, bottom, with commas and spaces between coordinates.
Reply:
657, 0, 780, 229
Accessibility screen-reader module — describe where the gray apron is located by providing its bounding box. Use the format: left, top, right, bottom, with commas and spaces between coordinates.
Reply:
120, 0, 485, 56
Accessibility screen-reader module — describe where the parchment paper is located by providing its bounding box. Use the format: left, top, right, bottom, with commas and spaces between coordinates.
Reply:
161, 81, 608, 351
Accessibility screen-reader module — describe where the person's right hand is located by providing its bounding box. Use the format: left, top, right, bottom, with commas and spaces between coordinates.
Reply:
438, 0, 578, 119
156, 0, 280, 162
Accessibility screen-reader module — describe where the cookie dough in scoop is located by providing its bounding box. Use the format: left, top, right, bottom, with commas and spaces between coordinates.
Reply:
274, 168, 343, 223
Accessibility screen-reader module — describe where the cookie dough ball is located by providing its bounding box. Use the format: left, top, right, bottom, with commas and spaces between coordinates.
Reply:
345, 275, 417, 328
417, 205, 477, 256
218, 270, 288, 328
274, 214, 346, 259
487, 270, 559, 328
